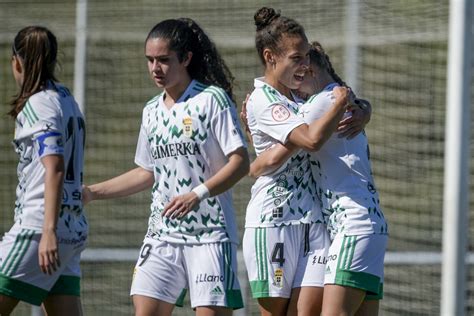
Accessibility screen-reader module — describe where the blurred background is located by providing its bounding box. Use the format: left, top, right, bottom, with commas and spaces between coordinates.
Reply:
0, 0, 473, 315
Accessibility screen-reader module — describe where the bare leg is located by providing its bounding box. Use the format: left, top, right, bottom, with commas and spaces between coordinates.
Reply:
42, 295, 83, 316
257, 297, 289, 316
321, 284, 365, 316
287, 287, 324, 316
355, 300, 379, 316
0, 294, 19, 315
132, 295, 174, 316
196, 306, 233, 316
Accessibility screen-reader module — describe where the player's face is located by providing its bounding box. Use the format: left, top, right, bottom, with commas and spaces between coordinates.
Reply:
273, 35, 310, 90
298, 63, 318, 96
145, 38, 190, 89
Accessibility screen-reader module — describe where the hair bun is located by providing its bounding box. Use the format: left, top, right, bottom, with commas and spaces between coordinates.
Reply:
254, 7, 280, 31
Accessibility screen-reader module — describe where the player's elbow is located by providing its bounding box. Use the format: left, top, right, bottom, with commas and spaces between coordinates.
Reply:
299, 136, 325, 152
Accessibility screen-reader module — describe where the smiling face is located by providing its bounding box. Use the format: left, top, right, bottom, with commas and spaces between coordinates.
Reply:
145, 37, 191, 91
267, 34, 310, 92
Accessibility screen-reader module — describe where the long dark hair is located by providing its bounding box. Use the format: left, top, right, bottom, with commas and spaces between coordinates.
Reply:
146, 18, 235, 100
309, 41, 346, 87
9, 26, 58, 119
254, 7, 307, 65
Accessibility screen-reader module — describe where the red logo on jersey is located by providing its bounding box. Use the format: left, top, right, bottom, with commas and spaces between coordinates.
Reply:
271, 105, 291, 122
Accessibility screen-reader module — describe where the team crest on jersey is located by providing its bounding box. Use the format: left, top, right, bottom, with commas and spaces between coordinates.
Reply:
183, 117, 193, 137
271, 105, 291, 122
273, 268, 284, 288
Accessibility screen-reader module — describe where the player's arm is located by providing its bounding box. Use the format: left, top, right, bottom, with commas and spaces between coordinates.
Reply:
249, 143, 297, 178
337, 97, 372, 139
240, 93, 253, 146
163, 147, 249, 219
82, 167, 154, 204
288, 86, 351, 151
40, 154, 64, 275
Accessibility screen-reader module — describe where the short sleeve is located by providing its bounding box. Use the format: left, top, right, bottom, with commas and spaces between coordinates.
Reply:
254, 102, 306, 144
210, 105, 247, 156
22, 97, 65, 158
134, 123, 154, 171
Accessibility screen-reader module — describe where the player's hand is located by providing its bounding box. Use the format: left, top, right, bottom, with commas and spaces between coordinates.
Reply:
82, 185, 93, 205
332, 86, 351, 109
38, 229, 60, 275
162, 192, 200, 219
240, 93, 250, 132
337, 98, 372, 139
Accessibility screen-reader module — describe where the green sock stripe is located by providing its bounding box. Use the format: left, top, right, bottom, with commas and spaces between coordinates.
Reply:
7, 230, 34, 276
1, 230, 29, 275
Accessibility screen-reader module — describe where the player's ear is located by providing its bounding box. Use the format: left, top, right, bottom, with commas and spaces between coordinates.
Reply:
13, 55, 23, 74
263, 49, 275, 67
183, 51, 193, 67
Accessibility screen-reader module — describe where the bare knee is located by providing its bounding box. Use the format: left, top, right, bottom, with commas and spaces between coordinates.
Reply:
257, 297, 289, 316
0, 295, 19, 315
133, 295, 174, 316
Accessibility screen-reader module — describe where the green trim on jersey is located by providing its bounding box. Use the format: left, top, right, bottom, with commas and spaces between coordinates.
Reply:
145, 93, 163, 107
249, 280, 270, 298
0, 273, 48, 305
0, 229, 35, 276
225, 289, 244, 309
49, 275, 81, 296
333, 270, 381, 297
23, 101, 39, 126
192, 83, 232, 110
262, 85, 278, 103
255, 228, 267, 281
175, 288, 187, 307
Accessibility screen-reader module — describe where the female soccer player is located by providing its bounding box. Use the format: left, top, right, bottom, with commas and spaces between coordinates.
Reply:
82, 18, 249, 316
0, 26, 87, 316
242, 7, 352, 316
250, 41, 388, 316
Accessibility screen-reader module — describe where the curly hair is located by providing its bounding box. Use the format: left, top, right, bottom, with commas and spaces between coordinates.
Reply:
254, 7, 307, 65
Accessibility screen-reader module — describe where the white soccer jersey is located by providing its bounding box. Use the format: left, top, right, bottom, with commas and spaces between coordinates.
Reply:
299, 83, 388, 237
12, 81, 87, 236
135, 80, 246, 244
245, 78, 322, 228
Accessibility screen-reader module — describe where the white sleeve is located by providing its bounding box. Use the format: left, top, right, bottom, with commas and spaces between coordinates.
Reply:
24, 97, 64, 158
134, 123, 154, 171
254, 102, 306, 144
210, 104, 247, 156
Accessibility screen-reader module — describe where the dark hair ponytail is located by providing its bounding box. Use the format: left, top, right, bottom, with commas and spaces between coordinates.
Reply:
9, 26, 58, 118
146, 18, 234, 101
309, 41, 346, 87
254, 7, 307, 65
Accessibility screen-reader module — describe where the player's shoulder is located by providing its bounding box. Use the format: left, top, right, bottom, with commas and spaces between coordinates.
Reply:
190, 80, 233, 110
249, 78, 284, 108
143, 92, 163, 111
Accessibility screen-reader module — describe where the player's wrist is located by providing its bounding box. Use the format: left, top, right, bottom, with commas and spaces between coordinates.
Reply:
192, 183, 210, 201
